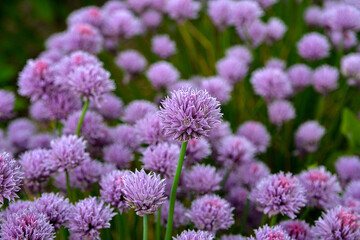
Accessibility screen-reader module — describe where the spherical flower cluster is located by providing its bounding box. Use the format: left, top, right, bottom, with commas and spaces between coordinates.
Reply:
313, 65, 339, 96
151, 35, 176, 59
207, 121, 232, 144
103, 143, 133, 169
27, 133, 53, 150
185, 138, 211, 165
280, 220, 313, 240
115, 49, 147, 76
268, 100, 296, 127
255, 0, 278, 9
287, 64, 313, 91
265, 58, 286, 70
225, 186, 248, 214
295, 121, 325, 154
166, 0, 201, 23
225, 45, 252, 65
250, 172, 307, 218
159, 200, 188, 228
135, 114, 168, 145
220, 234, 246, 240
236, 161, 271, 189
111, 124, 142, 151
174, 230, 214, 240
344, 180, 360, 200
238, 20, 267, 47
67, 6, 103, 29
208, 0, 233, 31
297, 33, 330, 61
146, 61, 179, 90
141, 10, 163, 29
0, 90, 14, 120
236, 121, 270, 153
330, 30, 358, 51
65, 23, 103, 54
341, 53, 360, 84
7, 118, 36, 152
200, 77, 233, 104
231, 1, 263, 27
335, 155, 360, 186
304, 6, 323, 27
91, 93, 123, 120
249, 225, 291, 240
216, 57, 248, 84
322, 4, 360, 31
102, 9, 141, 39
184, 164, 222, 195
266, 17, 287, 44
122, 100, 157, 124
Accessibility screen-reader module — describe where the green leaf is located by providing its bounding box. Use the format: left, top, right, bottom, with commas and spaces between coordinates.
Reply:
340, 108, 360, 152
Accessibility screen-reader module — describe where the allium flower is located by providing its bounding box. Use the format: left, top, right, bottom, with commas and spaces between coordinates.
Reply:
250, 172, 307, 218
208, 0, 233, 30
135, 114, 168, 145
237, 20, 267, 47
297, 33, 330, 61
115, 49, 147, 75
141, 143, 180, 179
159, 88, 222, 142
122, 100, 157, 124
216, 57, 248, 84
166, 0, 201, 23
0, 153, 23, 205
111, 124, 142, 151
7, 118, 36, 152
151, 35, 176, 59
266, 17, 287, 44
123, 169, 166, 216
100, 170, 129, 212
67, 6, 103, 29
342, 197, 360, 215
250, 68, 292, 102
200, 76, 233, 104
268, 100, 296, 127
225, 45, 253, 65
91, 93, 123, 120
174, 230, 214, 240
141, 10, 163, 29
217, 135, 255, 168
0, 208, 55, 240
344, 180, 360, 200
159, 200, 188, 228
146, 61, 179, 90
103, 143, 133, 169
236, 121, 270, 153
126, 0, 151, 13
313, 65, 339, 95
1, 200, 34, 222
280, 220, 313, 240
0, 90, 14, 120
207, 121, 232, 144
330, 30, 358, 51
322, 5, 360, 31
68, 197, 115, 240
0, 134, 14, 156
185, 138, 211, 165
45, 32, 68, 52
295, 121, 325, 154
187, 194, 234, 233
50, 135, 89, 170
65, 23, 103, 54
249, 225, 292, 240
265, 58, 286, 70
225, 186, 248, 215
298, 166, 341, 209
102, 9, 141, 39
34, 193, 72, 231
341, 53, 360, 81
254, 0, 278, 9
335, 156, 360, 186
236, 161, 270, 189
29, 101, 52, 122
287, 64, 313, 91
39, 49, 64, 63
313, 206, 360, 240
231, 1, 263, 27
304, 6, 323, 27
184, 164, 222, 195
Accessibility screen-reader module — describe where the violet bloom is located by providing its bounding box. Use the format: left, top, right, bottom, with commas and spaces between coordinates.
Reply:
231, 0, 263, 27
287, 64, 313, 91
249, 225, 292, 240
187, 194, 234, 233
225, 45, 253, 65
100, 170, 129, 212
313, 206, 360, 239
344, 180, 360, 200
1, 200, 34, 222
141, 143, 180, 179
0, 153, 23, 205
342, 197, 360, 215
146, 61, 179, 90
266, 17, 287, 44
295, 121, 325, 154
225, 186, 248, 216
268, 100, 296, 127
255, 0, 278, 9
159, 200, 188, 228
330, 30, 358, 51
103, 143, 133, 169
174, 230, 214, 240
250, 172, 307, 218
111, 124, 142, 151
200, 76, 233, 104
280, 220, 313, 240
126, 0, 151, 13
304, 6, 323, 27
159, 88, 222, 142
220, 235, 246, 240
236, 121, 270, 153
236, 161, 270, 189
313, 65, 339, 96
0, 90, 14, 120
123, 169, 166, 216
91, 93, 123, 120
208, 0, 233, 31
185, 138, 211, 165
29, 100, 52, 122
237, 20, 267, 48
141, 10, 163, 29
184, 164, 222, 195
166, 0, 201, 23
297, 33, 330, 61
298, 166, 341, 209
115, 49, 147, 77
122, 100, 157, 124
250, 68, 292, 102
335, 156, 360, 186
322, 4, 360, 32
216, 57, 248, 84
102, 9, 141, 39
207, 121, 232, 144
151, 35, 176, 59
67, 6, 103, 29
341, 53, 360, 84
135, 114, 168, 145
7, 118, 36, 152
34, 193, 72, 231
0, 208, 55, 240
68, 197, 115, 240
265, 58, 286, 70
45, 32, 68, 52
39, 49, 64, 63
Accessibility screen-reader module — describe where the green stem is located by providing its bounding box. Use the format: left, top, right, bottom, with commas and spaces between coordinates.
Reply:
300, 206, 311, 220
116, 212, 123, 240
261, 214, 268, 226
220, 168, 231, 188
75, 100, 89, 136
143, 215, 148, 240
240, 198, 250, 234
65, 170, 73, 203
270, 215, 278, 226
165, 141, 188, 240
156, 208, 162, 240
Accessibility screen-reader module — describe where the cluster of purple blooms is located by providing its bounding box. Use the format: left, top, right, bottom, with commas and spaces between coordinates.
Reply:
2, 0, 360, 239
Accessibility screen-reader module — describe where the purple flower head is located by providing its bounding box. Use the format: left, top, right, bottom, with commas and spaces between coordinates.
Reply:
217, 135, 255, 168
280, 220, 313, 240
335, 156, 360, 186
207, 121, 232, 144
115, 49, 147, 75
65, 23, 103, 54
185, 137, 211, 165
50, 135, 89, 170
135, 114, 169, 145
265, 58, 286, 70
187, 194, 234, 233
39, 49, 64, 63
225, 45, 253, 65
295, 121, 325, 154
0, 208, 55, 240
123, 169, 166, 216
0, 153, 23, 205
184, 164, 222, 195
7, 118, 36, 151
313, 206, 360, 240
141, 143, 179, 179
200, 76, 233, 104
287, 64, 313, 91
1, 200, 34, 222
102, 9, 141, 39
100, 170, 129, 212
91, 93, 123, 120
254, 0, 278, 9
45, 32, 68, 52
141, 10, 163, 29
159, 88, 222, 142
266, 17, 287, 44
174, 230, 214, 240
220, 235, 246, 240
236, 121, 270, 153
342, 197, 360, 215
297, 33, 330, 61
147, 61, 179, 90
313, 65, 339, 96
166, 0, 201, 23
111, 124, 142, 151
225, 186, 248, 215
159, 200, 188, 228
208, 0, 233, 31
34, 193, 72, 231
250, 172, 307, 218
103, 143, 133, 169
268, 100, 296, 127
29, 100, 52, 122
216, 57, 248, 84
304, 6, 323, 27
126, 0, 151, 13
231, 1, 263, 27
122, 100, 158, 124
237, 20, 267, 48
251, 68, 292, 102
67, 6, 103, 29
344, 180, 360, 201
249, 225, 292, 240
151, 35, 176, 59
68, 197, 115, 240
330, 30, 358, 51
237, 161, 270, 189
322, 5, 360, 31
299, 166, 341, 209
0, 90, 14, 120
341, 53, 360, 81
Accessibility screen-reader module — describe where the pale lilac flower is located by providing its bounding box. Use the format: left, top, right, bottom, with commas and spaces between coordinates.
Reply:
146, 61, 179, 90
122, 100, 157, 124
225, 186, 248, 215
208, 0, 233, 31
185, 138, 211, 165
135, 114, 169, 145
39, 49, 64, 63
322, 5, 360, 31
174, 230, 214, 240
151, 35, 176, 59
295, 121, 325, 154
67, 6, 103, 29
0, 90, 14, 120
287, 64, 313, 91
216, 57, 248, 84
220, 234, 246, 240
7, 118, 36, 151
344, 180, 360, 201
236, 121, 270, 153
91, 93, 123, 120
254, 0, 278, 9
159, 200, 188, 228
237, 20, 267, 48
341, 53, 360, 81
266, 17, 287, 44
65, 23, 103, 54
231, 1, 263, 27
115, 49, 147, 74
200, 76, 233, 104
236, 161, 270, 189
184, 164, 222, 194
265, 58, 286, 70
141, 10, 163, 29
249, 225, 291, 240
166, 0, 201, 23
102, 9, 141, 39
304, 6, 323, 27
111, 124, 142, 151
268, 100, 296, 127
297, 33, 330, 61
207, 121, 232, 144
313, 65, 339, 96
45, 32, 68, 53
29, 101, 52, 122
335, 156, 360, 186
126, 0, 151, 13
330, 30, 358, 51
280, 220, 313, 240
225, 45, 253, 65
103, 143, 134, 169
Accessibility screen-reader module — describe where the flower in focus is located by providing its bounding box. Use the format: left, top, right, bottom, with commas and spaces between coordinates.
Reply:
279, 220, 313, 240
249, 225, 292, 240
173, 230, 214, 240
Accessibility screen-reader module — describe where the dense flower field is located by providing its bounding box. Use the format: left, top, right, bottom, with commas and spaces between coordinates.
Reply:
1, 0, 360, 239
